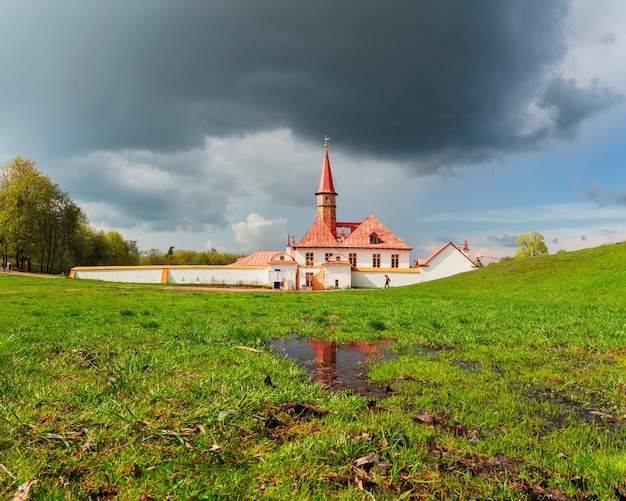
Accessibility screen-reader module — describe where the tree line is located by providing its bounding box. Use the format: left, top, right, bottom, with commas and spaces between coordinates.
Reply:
0, 157, 242, 274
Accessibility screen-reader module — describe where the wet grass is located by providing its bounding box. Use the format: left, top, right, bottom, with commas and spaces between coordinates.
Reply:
1, 243, 626, 499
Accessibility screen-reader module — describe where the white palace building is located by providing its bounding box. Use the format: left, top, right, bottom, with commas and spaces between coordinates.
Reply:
71, 141, 477, 289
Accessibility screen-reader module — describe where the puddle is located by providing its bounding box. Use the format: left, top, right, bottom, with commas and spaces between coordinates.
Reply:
451, 357, 482, 373
270, 333, 396, 396
517, 384, 620, 430
415, 344, 441, 357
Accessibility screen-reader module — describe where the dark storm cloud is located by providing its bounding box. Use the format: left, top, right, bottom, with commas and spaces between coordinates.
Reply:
539, 78, 622, 139
2, 0, 620, 175
63, 151, 238, 231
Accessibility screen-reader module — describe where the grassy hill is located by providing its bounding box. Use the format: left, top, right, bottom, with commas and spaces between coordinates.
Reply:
421, 242, 626, 303
1, 244, 625, 499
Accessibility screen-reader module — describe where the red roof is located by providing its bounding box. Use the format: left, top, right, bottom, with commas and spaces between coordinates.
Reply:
316, 147, 337, 195
229, 250, 279, 266
416, 243, 450, 266
415, 242, 476, 267
295, 216, 339, 247
340, 212, 411, 250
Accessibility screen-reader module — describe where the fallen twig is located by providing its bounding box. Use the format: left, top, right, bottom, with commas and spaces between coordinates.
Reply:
235, 346, 263, 354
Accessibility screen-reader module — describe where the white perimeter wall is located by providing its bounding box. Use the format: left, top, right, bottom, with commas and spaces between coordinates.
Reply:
72, 265, 429, 289
166, 267, 268, 285
71, 267, 164, 283
71, 266, 269, 286
351, 269, 421, 288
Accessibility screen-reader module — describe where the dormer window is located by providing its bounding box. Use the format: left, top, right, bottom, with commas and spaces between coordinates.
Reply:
369, 233, 379, 244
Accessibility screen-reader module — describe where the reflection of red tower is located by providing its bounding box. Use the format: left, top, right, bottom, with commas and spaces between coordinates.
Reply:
308, 338, 394, 387
349, 339, 392, 358
309, 339, 337, 385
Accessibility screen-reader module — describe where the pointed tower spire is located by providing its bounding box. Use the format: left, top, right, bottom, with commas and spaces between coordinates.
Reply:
317, 135, 337, 195
315, 135, 338, 235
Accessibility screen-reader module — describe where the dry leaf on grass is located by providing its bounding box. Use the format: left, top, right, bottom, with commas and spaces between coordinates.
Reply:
11, 479, 37, 501
81, 435, 94, 452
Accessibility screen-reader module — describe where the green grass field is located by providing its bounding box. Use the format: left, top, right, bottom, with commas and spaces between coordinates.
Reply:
1, 244, 626, 500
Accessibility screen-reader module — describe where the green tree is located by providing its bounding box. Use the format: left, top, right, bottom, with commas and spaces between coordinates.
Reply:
172, 249, 207, 265
141, 248, 164, 265
515, 232, 549, 258
38, 191, 86, 273
105, 231, 132, 265
126, 240, 141, 265
67, 223, 98, 268
83, 228, 109, 265
0, 157, 86, 273
137, 248, 244, 266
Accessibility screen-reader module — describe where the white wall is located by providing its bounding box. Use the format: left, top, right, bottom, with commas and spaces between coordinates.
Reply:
294, 247, 410, 268
293, 248, 338, 265
351, 269, 421, 288
71, 267, 164, 283
166, 266, 267, 286
269, 262, 298, 290
71, 263, 432, 289
71, 266, 269, 286
352, 249, 411, 268
324, 264, 352, 289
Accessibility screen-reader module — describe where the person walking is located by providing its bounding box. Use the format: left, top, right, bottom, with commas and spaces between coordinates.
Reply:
384, 274, 390, 288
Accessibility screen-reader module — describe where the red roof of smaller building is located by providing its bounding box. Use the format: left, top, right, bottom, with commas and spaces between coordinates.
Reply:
416, 243, 450, 266
230, 250, 279, 266
415, 242, 476, 267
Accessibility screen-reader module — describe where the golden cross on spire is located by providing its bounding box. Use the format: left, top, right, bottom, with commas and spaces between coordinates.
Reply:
324, 135, 330, 148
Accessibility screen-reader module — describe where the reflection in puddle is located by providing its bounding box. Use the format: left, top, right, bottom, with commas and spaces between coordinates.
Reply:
270, 333, 396, 396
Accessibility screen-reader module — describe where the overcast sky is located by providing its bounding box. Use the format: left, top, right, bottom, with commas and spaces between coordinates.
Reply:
2, 0, 625, 261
